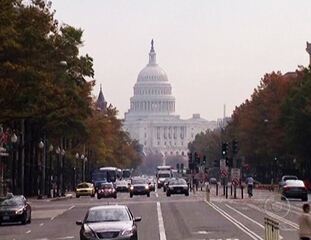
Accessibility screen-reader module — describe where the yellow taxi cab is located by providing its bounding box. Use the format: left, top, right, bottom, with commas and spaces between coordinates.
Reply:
75, 182, 95, 198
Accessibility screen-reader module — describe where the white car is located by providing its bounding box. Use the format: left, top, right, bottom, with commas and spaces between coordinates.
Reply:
281, 180, 308, 201
115, 180, 130, 192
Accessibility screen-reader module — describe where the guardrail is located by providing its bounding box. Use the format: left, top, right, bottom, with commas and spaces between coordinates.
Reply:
264, 217, 280, 240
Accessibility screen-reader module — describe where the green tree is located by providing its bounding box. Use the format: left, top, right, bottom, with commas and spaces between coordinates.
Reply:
282, 68, 311, 177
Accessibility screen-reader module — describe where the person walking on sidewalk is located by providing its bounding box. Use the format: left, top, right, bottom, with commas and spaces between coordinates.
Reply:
298, 203, 311, 240
246, 175, 254, 198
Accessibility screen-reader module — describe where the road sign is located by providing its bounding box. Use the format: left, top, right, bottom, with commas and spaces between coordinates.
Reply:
220, 166, 228, 177
219, 159, 226, 168
231, 168, 240, 186
0, 152, 9, 156
220, 159, 228, 177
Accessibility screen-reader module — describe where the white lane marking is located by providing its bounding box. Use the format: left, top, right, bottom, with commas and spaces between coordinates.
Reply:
247, 203, 299, 229
56, 236, 75, 239
67, 205, 75, 211
225, 204, 284, 240
156, 192, 159, 198
225, 204, 264, 229
206, 201, 263, 240
157, 201, 167, 240
39, 223, 44, 227
50, 216, 55, 221
26, 230, 31, 234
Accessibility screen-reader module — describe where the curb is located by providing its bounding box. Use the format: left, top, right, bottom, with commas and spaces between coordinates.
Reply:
48, 194, 73, 201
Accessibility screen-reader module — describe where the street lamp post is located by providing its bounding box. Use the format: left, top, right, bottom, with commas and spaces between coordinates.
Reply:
10, 133, 18, 194
48, 144, 53, 197
55, 147, 61, 197
61, 149, 65, 196
83, 157, 88, 182
80, 154, 85, 182
75, 153, 79, 187
38, 140, 44, 199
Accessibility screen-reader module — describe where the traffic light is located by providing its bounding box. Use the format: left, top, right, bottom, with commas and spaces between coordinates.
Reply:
222, 142, 228, 157
180, 163, 184, 171
203, 155, 207, 165
176, 163, 180, 173
232, 140, 239, 155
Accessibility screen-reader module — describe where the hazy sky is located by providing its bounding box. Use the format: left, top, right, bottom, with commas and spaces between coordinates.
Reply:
51, 0, 311, 120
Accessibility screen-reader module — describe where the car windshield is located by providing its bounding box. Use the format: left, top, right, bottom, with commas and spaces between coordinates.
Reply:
86, 208, 130, 223
285, 180, 305, 187
132, 179, 147, 184
101, 183, 113, 188
283, 176, 298, 181
77, 183, 91, 188
158, 173, 171, 178
171, 179, 187, 185
0, 198, 24, 206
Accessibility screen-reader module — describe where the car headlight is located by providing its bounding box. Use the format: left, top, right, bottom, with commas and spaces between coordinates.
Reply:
121, 227, 135, 237
145, 185, 149, 190
15, 208, 24, 215
130, 186, 134, 190
83, 224, 96, 238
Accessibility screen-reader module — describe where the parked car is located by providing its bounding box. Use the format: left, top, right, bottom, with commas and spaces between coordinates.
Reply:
166, 178, 189, 197
129, 178, 150, 198
76, 205, 141, 240
0, 195, 31, 225
116, 180, 130, 192
281, 180, 308, 201
97, 182, 117, 199
76, 182, 95, 198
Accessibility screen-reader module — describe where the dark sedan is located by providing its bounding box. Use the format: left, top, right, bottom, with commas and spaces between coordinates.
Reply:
0, 195, 31, 225
166, 179, 189, 197
129, 178, 150, 198
76, 205, 141, 240
97, 183, 117, 199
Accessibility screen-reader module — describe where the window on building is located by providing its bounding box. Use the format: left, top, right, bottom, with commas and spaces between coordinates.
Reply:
157, 127, 160, 139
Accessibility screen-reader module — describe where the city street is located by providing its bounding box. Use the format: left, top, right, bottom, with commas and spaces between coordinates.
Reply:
0, 186, 305, 240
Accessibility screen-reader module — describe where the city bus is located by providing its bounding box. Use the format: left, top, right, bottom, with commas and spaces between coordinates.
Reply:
92, 167, 122, 190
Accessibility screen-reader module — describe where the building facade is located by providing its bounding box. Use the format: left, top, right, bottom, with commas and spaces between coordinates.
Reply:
124, 40, 217, 157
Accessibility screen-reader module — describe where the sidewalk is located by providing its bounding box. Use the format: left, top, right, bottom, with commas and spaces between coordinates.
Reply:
27, 192, 74, 202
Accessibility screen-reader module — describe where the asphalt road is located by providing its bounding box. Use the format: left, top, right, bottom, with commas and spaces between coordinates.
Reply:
0, 186, 307, 240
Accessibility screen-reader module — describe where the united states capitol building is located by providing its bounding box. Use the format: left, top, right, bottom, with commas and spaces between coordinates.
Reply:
123, 41, 218, 157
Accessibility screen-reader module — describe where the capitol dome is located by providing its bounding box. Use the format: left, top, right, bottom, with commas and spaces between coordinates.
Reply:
126, 40, 176, 117
137, 65, 168, 82
137, 39, 168, 83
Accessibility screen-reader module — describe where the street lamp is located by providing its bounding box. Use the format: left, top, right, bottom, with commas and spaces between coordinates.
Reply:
10, 132, 18, 193
48, 144, 53, 197
75, 153, 79, 187
83, 157, 88, 182
80, 154, 85, 182
55, 147, 61, 196
38, 140, 44, 199
61, 149, 65, 196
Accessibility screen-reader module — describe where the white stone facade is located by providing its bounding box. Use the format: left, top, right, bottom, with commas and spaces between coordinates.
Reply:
124, 41, 217, 157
